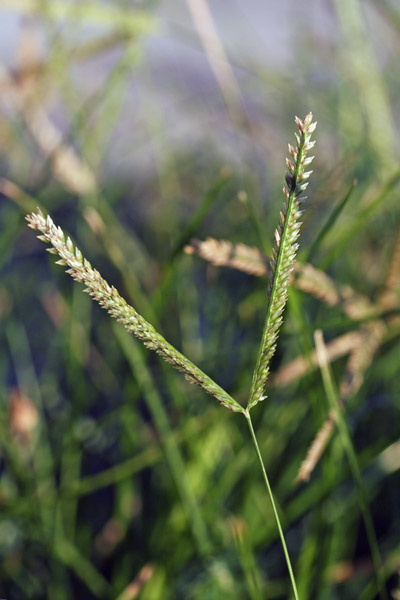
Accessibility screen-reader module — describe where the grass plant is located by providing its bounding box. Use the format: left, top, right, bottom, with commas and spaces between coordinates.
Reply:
27, 114, 316, 598
2, 4, 400, 598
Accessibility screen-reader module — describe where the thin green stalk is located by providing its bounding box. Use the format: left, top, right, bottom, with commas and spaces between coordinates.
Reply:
245, 411, 299, 600
314, 330, 388, 600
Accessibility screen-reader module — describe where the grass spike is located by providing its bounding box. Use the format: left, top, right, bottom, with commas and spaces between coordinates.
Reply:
248, 113, 317, 410
26, 210, 243, 414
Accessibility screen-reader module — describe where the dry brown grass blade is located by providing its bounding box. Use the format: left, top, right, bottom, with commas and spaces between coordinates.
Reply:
26, 107, 97, 195
380, 227, 400, 312
0, 178, 37, 212
294, 263, 376, 320
328, 558, 376, 584
340, 321, 386, 397
270, 331, 363, 387
0, 29, 131, 91
9, 388, 39, 446
297, 415, 335, 482
1, 78, 96, 195
297, 321, 386, 481
185, 0, 245, 127
0, 26, 97, 196
186, 238, 375, 320
184, 238, 268, 277
115, 564, 155, 600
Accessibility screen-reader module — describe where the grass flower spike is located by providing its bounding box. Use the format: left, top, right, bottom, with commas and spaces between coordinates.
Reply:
248, 112, 317, 410
26, 210, 243, 413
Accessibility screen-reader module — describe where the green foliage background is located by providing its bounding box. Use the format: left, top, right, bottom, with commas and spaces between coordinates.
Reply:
0, 1, 399, 598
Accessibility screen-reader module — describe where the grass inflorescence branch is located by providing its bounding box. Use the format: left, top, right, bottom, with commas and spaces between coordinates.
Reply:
26, 210, 244, 414
248, 113, 317, 410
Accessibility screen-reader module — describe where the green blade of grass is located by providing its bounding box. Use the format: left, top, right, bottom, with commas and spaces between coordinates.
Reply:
320, 168, 400, 270
314, 329, 388, 600
113, 324, 213, 557
151, 170, 233, 317
306, 178, 357, 263
333, 0, 396, 177
54, 535, 109, 597
170, 169, 233, 260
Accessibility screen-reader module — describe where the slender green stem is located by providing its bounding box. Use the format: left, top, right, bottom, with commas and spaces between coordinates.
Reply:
314, 330, 388, 600
245, 410, 299, 600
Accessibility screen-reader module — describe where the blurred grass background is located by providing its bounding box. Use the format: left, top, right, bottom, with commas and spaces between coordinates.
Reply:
1, 0, 400, 598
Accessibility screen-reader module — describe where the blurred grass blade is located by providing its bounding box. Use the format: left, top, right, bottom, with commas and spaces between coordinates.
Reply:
321, 168, 400, 270
113, 325, 212, 557
4, 0, 156, 34
314, 330, 388, 600
170, 169, 232, 259
333, 0, 396, 177
231, 517, 263, 600
306, 179, 357, 263
55, 536, 109, 597
186, 0, 245, 127
67, 410, 214, 497
374, 0, 400, 33
152, 169, 233, 316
